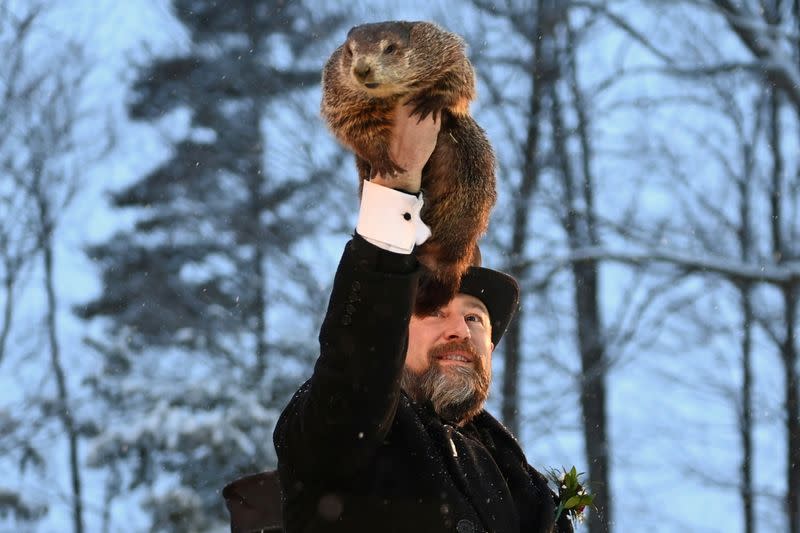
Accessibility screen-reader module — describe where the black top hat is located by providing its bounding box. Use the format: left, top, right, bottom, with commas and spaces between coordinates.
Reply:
457, 265, 520, 346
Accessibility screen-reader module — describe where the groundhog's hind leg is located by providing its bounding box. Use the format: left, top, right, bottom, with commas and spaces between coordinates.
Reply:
423, 113, 496, 244
415, 113, 496, 310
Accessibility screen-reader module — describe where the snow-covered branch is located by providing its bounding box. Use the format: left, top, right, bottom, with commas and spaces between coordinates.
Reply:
520, 246, 800, 285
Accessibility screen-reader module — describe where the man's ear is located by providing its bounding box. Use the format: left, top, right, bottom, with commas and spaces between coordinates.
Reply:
490, 342, 495, 353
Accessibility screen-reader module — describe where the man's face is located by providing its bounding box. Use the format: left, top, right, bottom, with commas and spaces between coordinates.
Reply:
402, 293, 494, 424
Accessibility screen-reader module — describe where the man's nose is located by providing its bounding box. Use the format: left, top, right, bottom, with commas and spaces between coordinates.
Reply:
443, 314, 470, 340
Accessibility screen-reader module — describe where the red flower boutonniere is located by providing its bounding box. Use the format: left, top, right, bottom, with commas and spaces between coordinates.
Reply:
546, 466, 595, 525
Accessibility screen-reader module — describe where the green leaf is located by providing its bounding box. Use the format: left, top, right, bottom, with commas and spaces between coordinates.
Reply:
564, 496, 582, 508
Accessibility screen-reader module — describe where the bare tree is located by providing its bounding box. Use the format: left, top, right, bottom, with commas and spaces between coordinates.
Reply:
674, 1, 800, 529
765, 81, 800, 533
468, 1, 621, 529
0, 2, 39, 369
671, 79, 767, 533
0, 2, 113, 532
0, 173, 36, 368
529, 3, 800, 530
733, 91, 762, 533
471, 0, 563, 443
548, 16, 612, 531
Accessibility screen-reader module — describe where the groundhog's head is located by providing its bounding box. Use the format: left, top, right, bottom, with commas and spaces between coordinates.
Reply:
337, 21, 465, 96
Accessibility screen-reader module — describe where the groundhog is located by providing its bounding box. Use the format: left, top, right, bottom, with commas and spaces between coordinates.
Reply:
321, 20, 496, 314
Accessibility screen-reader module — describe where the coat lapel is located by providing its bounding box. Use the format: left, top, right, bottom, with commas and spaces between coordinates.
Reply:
412, 400, 519, 532
471, 411, 557, 533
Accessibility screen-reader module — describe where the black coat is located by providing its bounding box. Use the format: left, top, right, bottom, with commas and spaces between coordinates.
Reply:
271, 236, 573, 533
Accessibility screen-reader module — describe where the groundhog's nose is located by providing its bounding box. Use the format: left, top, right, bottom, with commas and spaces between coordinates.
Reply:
352, 60, 372, 81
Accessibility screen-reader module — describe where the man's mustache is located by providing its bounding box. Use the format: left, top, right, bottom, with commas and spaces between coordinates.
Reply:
429, 339, 480, 365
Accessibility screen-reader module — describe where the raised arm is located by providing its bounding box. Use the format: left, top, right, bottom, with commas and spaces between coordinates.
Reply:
273, 104, 440, 483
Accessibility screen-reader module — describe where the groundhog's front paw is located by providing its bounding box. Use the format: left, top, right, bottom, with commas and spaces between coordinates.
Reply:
371, 155, 406, 178
407, 93, 445, 122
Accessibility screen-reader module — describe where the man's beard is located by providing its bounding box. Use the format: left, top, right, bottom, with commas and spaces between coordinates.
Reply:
401, 339, 491, 425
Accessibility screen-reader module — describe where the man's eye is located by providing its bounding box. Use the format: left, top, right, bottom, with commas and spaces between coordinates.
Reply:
466, 314, 484, 324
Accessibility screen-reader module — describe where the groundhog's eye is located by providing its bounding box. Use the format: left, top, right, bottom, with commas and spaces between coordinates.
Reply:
384, 44, 397, 54
345, 45, 353, 57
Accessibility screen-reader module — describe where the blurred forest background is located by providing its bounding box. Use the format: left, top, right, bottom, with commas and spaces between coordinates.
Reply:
1, 0, 799, 531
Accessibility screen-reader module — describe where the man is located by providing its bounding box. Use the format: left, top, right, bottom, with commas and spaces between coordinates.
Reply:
225, 104, 573, 533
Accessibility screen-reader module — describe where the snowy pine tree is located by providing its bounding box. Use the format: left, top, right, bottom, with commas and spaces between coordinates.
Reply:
76, 1, 349, 530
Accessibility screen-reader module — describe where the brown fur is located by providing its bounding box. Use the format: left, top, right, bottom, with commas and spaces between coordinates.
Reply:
321, 21, 496, 313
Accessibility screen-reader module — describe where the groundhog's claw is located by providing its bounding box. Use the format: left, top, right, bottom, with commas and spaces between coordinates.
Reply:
408, 94, 444, 123
371, 155, 407, 178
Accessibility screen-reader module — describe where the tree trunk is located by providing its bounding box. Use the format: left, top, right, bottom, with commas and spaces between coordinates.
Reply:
501, 0, 549, 436
784, 5, 800, 527
0, 270, 16, 366
246, 9, 269, 384
250, 161, 269, 383
739, 286, 754, 533
551, 95, 611, 532
39, 203, 83, 533
573, 260, 610, 533
555, 22, 612, 533
767, 75, 800, 533
101, 467, 120, 533
736, 93, 756, 533
782, 286, 799, 533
